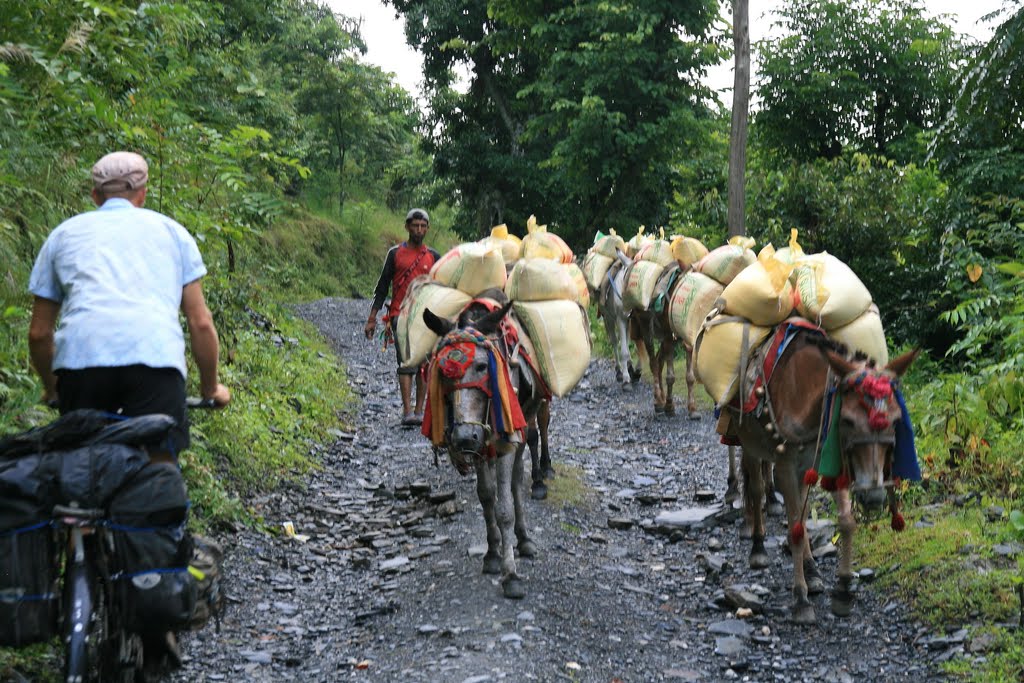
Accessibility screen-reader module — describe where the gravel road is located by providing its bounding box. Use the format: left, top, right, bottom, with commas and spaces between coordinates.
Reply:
171, 297, 954, 683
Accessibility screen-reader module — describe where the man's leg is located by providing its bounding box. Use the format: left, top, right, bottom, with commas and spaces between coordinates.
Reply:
413, 370, 426, 415
398, 372, 414, 418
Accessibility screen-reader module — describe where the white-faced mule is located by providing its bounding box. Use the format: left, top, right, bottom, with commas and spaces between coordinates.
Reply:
421, 302, 543, 599
724, 327, 920, 624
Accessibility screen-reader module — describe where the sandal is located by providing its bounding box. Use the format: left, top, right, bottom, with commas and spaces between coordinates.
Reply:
401, 413, 420, 426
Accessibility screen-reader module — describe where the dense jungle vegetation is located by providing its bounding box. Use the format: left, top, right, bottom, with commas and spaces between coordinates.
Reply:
1, 0, 1023, 678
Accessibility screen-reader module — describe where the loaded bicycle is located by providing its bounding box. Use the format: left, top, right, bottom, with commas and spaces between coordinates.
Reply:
0, 400, 221, 683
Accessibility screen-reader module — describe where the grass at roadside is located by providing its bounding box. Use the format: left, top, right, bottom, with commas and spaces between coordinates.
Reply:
855, 500, 1024, 681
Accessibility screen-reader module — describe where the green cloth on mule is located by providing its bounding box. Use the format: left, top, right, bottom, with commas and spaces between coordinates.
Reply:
818, 391, 843, 478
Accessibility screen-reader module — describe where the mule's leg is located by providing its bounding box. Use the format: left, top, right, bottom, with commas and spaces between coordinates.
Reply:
684, 345, 699, 420
603, 308, 628, 385
630, 319, 648, 384
475, 460, 502, 575
495, 453, 525, 599
663, 337, 676, 417
538, 399, 553, 478
831, 488, 857, 617
776, 460, 815, 624
742, 450, 770, 568
512, 444, 537, 559
526, 416, 547, 500
725, 445, 741, 506
764, 463, 784, 517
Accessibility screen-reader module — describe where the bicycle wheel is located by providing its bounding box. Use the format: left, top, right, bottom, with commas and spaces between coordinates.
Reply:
62, 542, 97, 682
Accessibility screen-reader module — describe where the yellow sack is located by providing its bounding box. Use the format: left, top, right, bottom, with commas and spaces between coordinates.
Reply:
592, 230, 626, 258
773, 228, 805, 264
479, 224, 522, 265
667, 272, 724, 348
513, 300, 592, 398
582, 251, 615, 291
520, 215, 574, 263
829, 304, 888, 366
625, 225, 653, 258
670, 236, 709, 268
791, 252, 872, 328
636, 239, 676, 267
694, 316, 772, 407
694, 243, 757, 286
566, 262, 591, 308
720, 245, 796, 326
430, 242, 507, 296
621, 260, 665, 313
505, 259, 577, 302
397, 278, 473, 369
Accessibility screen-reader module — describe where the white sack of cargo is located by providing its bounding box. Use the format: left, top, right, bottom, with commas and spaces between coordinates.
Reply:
520, 215, 574, 263
592, 232, 627, 259
625, 226, 653, 257
478, 224, 522, 265
791, 252, 872, 329
668, 272, 724, 348
720, 245, 796, 326
397, 278, 473, 369
694, 241, 757, 286
505, 258, 577, 302
635, 239, 676, 268
430, 242, 507, 296
621, 260, 665, 313
670, 236, 709, 268
694, 315, 772, 407
566, 262, 591, 308
828, 304, 888, 367
513, 300, 592, 398
582, 251, 615, 291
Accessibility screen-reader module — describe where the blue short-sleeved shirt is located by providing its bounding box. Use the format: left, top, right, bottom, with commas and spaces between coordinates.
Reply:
28, 198, 207, 378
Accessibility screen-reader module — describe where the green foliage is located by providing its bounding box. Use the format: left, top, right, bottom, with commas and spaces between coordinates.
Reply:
931, 5, 1024, 199
856, 504, 1024, 681
386, 0, 725, 247
755, 0, 967, 165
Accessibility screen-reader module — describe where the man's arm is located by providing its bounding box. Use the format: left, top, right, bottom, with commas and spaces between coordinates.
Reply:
365, 247, 397, 339
181, 280, 231, 406
28, 296, 60, 402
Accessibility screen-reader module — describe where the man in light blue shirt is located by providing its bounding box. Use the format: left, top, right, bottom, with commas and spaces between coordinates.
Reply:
28, 151, 231, 457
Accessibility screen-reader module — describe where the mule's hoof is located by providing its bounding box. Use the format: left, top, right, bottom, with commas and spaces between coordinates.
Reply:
615, 368, 624, 383
482, 553, 502, 575
749, 552, 770, 570
664, 404, 676, 417
654, 404, 666, 414
688, 410, 700, 421
518, 539, 538, 558
544, 466, 556, 479
791, 603, 816, 625
620, 381, 633, 391
531, 482, 548, 500
502, 577, 526, 600
831, 590, 854, 617
806, 576, 825, 595
628, 365, 642, 383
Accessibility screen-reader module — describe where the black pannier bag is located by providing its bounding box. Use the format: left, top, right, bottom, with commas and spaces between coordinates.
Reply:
107, 463, 195, 635
0, 458, 59, 647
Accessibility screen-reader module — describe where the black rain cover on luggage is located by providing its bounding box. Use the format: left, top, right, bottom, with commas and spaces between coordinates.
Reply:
108, 463, 195, 634
54, 443, 149, 510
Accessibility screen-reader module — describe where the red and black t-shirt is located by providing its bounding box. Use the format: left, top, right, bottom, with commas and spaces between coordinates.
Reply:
371, 242, 440, 319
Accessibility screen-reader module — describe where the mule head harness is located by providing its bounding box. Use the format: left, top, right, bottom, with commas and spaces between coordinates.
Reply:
838, 369, 899, 450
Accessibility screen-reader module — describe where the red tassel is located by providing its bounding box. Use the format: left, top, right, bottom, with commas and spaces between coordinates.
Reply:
821, 476, 837, 492
836, 474, 851, 490
789, 522, 805, 544
892, 476, 902, 487
803, 468, 819, 486
891, 512, 906, 532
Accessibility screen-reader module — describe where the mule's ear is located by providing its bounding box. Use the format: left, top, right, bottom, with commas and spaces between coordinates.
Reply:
824, 349, 857, 378
423, 308, 455, 337
474, 301, 513, 335
885, 348, 920, 377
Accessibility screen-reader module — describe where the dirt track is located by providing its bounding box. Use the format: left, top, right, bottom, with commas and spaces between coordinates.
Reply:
171, 297, 951, 683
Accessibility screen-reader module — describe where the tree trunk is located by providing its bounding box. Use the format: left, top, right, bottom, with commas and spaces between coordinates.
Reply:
727, 0, 750, 239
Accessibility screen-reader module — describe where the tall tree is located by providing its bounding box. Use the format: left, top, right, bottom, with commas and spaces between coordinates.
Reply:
386, 0, 723, 244
755, 0, 966, 164
727, 0, 750, 238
